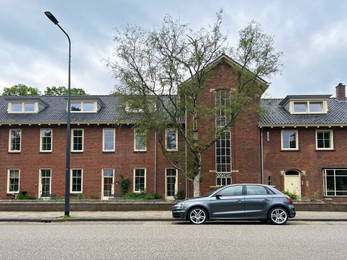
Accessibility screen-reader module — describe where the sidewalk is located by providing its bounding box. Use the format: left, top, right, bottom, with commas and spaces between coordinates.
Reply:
0, 211, 347, 222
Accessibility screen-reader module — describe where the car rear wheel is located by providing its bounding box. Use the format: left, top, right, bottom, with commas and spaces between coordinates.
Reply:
188, 207, 207, 224
268, 207, 288, 225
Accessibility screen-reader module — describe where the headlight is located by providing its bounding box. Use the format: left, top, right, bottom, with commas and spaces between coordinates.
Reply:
174, 202, 185, 209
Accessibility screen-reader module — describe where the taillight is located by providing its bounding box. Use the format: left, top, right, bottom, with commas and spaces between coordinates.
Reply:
286, 196, 293, 204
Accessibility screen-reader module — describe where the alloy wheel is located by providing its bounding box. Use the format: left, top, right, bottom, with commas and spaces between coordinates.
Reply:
189, 208, 207, 224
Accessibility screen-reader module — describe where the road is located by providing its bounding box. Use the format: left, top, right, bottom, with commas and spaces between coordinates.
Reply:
0, 221, 346, 259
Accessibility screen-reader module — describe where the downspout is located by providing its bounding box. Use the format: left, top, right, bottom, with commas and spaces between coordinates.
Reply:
154, 131, 157, 193
185, 95, 188, 198
260, 127, 264, 184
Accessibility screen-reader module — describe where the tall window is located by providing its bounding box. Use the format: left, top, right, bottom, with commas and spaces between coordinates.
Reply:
40, 129, 52, 152
316, 130, 333, 150
71, 169, 83, 193
216, 131, 231, 173
40, 169, 51, 197
133, 168, 146, 192
8, 169, 20, 193
281, 130, 298, 150
103, 128, 115, 152
215, 89, 231, 126
165, 128, 178, 151
72, 129, 84, 152
324, 169, 347, 196
134, 129, 147, 151
9, 129, 21, 152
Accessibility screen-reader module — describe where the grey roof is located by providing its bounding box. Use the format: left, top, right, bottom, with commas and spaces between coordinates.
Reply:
259, 98, 347, 127
0, 95, 132, 125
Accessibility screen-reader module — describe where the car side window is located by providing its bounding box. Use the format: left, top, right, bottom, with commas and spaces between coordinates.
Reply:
246, 185, 268, 195
217, 186, 243, 196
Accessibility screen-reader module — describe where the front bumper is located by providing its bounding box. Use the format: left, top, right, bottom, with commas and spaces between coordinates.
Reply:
172, 210, 186, 219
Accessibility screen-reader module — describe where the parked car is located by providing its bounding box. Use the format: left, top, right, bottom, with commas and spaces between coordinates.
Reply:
172, 184, 296, 225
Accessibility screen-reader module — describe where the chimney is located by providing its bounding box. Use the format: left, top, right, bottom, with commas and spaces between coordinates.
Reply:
336, 83, 346, 101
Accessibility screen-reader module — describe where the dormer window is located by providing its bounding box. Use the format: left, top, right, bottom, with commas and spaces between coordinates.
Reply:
8, 100, 46, 113
70, 100, 101, 113
279, 95, 330, 115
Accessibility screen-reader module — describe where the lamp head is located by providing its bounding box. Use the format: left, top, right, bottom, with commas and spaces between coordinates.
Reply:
44, 11, 59, 25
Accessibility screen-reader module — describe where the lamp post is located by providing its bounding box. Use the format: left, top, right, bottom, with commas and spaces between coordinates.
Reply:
44, 11, 71, 217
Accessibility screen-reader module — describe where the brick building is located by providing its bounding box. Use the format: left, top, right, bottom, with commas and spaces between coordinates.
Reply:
1, 55, 346, 201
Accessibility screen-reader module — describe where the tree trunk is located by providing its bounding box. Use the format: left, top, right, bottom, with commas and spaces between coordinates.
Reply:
193, 173, 201, 197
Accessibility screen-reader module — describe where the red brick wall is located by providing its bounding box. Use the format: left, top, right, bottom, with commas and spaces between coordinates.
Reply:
263, 127, 347, 200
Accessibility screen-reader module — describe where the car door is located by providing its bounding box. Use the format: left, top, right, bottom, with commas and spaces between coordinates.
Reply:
244, 185, 273, 218
209, 185, 245, 219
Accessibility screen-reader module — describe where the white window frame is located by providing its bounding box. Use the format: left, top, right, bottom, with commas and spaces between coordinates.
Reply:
281, 129, 299, 150
102, 168, 114, 199
103, 128, 115, 152
8, 101, 39, 113
9, 129, 21, 152
71, 129, 84, 152
7, 169, 20, 193
316, 129, 334, 150
165, 168, 178, 199
165, 128, 178, 151
134, 129, 147, 152
40, 129, 53, 152
70, 169, 83, 193
291, 100, 328, 114
324, 169, 347, 196
133, 168, 146, 193
39, 168, 52, 197
70, 101, 97, 113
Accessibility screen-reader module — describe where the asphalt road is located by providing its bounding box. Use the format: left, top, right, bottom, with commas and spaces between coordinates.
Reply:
0, 221, 346, 259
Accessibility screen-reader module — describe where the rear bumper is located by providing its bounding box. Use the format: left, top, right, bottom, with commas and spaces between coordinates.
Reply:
288, 205, 296, 218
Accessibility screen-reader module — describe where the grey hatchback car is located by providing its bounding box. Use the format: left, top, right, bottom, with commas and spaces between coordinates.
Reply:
172, 184, 296, 225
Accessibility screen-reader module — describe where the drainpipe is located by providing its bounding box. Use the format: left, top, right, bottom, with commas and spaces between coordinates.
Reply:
185, 95, 188, 198
260, 127, 264, 184
154, 131, 157, 193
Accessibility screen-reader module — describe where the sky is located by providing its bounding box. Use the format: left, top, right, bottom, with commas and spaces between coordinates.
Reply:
1, 0, 347, 98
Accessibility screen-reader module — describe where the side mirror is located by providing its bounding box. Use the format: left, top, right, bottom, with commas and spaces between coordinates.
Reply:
216, 194, 222, 200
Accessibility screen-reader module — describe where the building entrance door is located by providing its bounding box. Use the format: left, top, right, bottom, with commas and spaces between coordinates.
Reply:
39, 169, 51, 198
102, 169, 114, 200
284, 170, 301, 197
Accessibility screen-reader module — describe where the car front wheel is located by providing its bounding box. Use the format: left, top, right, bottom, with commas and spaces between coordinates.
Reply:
188, 207, 207, 224
268, 207, 288, 225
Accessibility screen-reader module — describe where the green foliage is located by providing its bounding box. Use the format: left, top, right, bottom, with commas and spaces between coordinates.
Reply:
44, 86, 87, 96
283, 190, 300, 201
77, 194, 84, 200
88, 194, 99, 200
120, 176, 131, 194
16, 192, 36, 200
124, 192, 161, 200
175, 191, 186, 200
2, 84, 40, 96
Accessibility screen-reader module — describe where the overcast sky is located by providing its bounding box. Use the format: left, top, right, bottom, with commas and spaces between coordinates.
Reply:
1, 0, 347, 98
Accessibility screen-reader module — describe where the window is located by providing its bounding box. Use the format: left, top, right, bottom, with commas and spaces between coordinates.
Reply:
217, 185, 243, 196
8, 101, 44, 113
166, 168, 177, 198
216, 131, 231, 173
316, 130, 333, 150
71, 169, 83, 193
103, 128, 115, 152
40, 129, 53, 152
324, 169, 347, 196
165, 128, 178, 151
281, 130, 298, 150
40, 169, 51, 197
7, 169, 20, 193
215, 89, 231, 126
292, 101, 326, 114
134, 129, 147, 151
216, 174, 231, 186
9, 129, 21, 152
70, 101, 97, 113
133, 168, 146, 192
102, 168, 114, 197
72, 129, 84, 152
246, 185, 269, 195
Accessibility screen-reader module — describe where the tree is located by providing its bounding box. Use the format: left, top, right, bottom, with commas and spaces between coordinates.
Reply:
2, 84, 41, 96
44, 86, 87, 96
108, 10, 282, 197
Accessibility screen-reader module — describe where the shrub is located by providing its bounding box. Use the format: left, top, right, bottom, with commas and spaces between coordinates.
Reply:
120, 176, 131, 194
283, 190, 300, 201
124, 192, 161, 200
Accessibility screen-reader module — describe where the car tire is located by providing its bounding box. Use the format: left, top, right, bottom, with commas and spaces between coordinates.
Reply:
188, 207, 208, 224
268, 207, 288, 225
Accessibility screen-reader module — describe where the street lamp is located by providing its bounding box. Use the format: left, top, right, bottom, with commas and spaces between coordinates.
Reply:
44, 11, 71, 217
